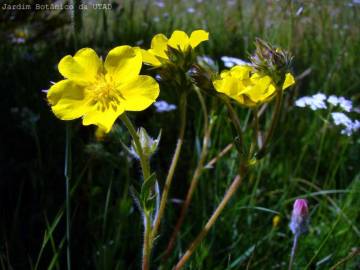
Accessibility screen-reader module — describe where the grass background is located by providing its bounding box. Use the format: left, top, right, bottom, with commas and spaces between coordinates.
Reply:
0, 0, 359, 269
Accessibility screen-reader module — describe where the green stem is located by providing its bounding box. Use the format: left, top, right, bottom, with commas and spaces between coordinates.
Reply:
120, 114, 152, 270
174, 171, 245, 270
142, 212, 152, 270
164, 90, 212, 259
151, 94, 187, 240
64, 123, 72, 270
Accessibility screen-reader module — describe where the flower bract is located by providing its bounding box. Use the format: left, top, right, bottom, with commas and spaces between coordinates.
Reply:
47, 46, 160, 132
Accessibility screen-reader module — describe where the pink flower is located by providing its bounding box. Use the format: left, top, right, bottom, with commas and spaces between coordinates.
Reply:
289, 199, 309, 235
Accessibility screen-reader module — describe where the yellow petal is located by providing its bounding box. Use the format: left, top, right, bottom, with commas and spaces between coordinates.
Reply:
213, 76, 239, 96
220, 70, 230, 79
141, 49, 162, 66
150, 34, 169, 59
82, 106, 124, 133
104, 45, 142, 84
119, 75, 160, 111
282, 73, 295, 90
168, 30, 190, 52
243, 75, 274, 103
47, 80, 90, 120
189, 30, 209, 48
58, 48, 102, 85
230, 65, 252, 79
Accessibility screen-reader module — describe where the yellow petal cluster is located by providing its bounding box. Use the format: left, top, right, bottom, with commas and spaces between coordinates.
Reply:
141, 29, 209, 66
47, 46, 160, 132
213, 65, 295, 107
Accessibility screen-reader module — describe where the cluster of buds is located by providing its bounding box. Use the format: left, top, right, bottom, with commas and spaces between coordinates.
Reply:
289, 199, 309, 236
250, 38, 293, 87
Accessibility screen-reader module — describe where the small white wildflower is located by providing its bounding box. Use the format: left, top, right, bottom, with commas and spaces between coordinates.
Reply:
197, 55, 216, 67
337, 97, 352, 112
331, 112, 359, 136
153, 16, 160, 23
295, 93, 327, 110
154, 100, 177, 112
331, 112, 352, 126
327, 95, 339, 106
327, 95, 353, 112
221, 56, 251, 68
312, 93, 327, 102
341, 120, 360, 136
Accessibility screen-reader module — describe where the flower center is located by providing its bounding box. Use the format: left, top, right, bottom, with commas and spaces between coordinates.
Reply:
88, 76, 123, 112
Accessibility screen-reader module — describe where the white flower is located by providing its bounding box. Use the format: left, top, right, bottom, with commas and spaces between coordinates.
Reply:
197, 55, 216, 67
154, 100, 177, 112
327, 95, 353, 112
331, 112, 352, 126
295, 93, 327, 110
331, 112, 359, 136
337, 97, 353, 112
327, 95, 339, 106
221, 56, 251, 68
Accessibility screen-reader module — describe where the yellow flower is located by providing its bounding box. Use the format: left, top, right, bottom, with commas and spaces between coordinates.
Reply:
47, 46, 160, 132
213, 65, 295, 107
141, 29, 209, 66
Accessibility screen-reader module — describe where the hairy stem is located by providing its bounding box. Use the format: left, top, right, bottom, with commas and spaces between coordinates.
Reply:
120, 114, 152, 270
142, 212, 152, 270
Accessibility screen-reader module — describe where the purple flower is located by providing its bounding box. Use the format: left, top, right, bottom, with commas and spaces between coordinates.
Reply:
289, 199, 309, 235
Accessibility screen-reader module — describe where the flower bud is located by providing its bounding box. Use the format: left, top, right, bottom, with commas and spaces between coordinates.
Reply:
289, 199, 309, 235
131, 127, 161, 159
250, 38, 293, 86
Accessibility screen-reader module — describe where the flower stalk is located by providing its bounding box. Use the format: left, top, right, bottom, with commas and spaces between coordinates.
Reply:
120, 114, 153, 270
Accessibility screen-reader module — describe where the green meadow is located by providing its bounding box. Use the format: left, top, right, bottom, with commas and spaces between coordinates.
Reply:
0, 0, 359, 269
